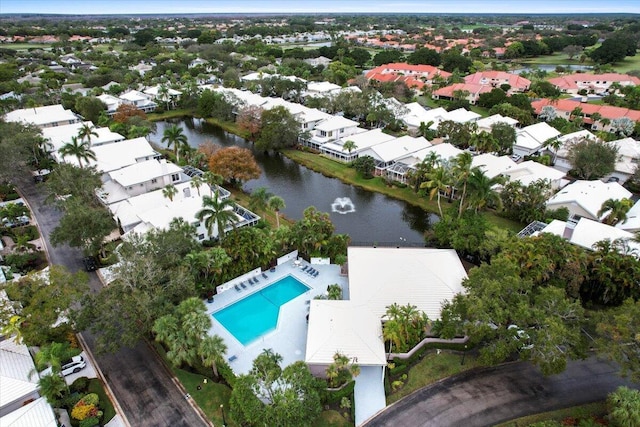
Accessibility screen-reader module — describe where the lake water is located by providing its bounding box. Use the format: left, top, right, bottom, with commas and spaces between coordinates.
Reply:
150, 118, 434, 245
512, 64, 594, 74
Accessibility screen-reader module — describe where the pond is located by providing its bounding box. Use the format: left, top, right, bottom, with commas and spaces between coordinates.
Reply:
512, 64, 594, 74
150, 118, 435, 245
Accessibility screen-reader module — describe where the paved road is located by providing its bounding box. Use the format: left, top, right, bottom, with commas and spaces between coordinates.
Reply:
16, 174, 208, 427
364, 357, 640, 427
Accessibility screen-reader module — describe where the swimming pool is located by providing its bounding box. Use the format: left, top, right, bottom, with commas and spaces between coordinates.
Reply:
213, 275, 309, 345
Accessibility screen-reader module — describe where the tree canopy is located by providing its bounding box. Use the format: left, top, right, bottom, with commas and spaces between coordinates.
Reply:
567, 138, 618, 180
256, 106, 300, 152
208, 146, 261, 185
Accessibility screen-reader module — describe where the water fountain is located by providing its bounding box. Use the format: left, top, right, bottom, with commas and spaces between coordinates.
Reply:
331, 197, 356, 215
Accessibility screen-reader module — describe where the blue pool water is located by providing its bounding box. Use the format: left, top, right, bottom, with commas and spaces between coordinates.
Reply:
213, 275, 309, 345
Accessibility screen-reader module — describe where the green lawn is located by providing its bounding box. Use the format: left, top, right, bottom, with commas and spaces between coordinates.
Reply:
87, 378, 116, 423
2, 43, 51, 51
494, 401, 607, 427
609, 55, 640, 73
283, 149, 525, 233
387, 351, 484, 404
148, 109, 195, 121
312, 410, 352, 427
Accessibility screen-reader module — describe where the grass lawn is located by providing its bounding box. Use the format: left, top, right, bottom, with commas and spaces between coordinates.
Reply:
387, 351, 485, 404
312, 410, 352, 427
3, 43, 50, 51
148, 109, 196, 121
494, 401, 607, 427
609, 55, 640, 74
87, 378, 116, 423
283, 149, 525, 234
228, 186, 295, 228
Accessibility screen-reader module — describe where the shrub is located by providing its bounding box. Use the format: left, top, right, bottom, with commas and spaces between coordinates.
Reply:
79, 417, 100, 427
70, 377, 90, 394
71, 393, 101, 420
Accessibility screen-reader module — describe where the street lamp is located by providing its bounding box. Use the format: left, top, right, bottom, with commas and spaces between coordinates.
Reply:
461, 344, 468, 366
220, 404, 226, 427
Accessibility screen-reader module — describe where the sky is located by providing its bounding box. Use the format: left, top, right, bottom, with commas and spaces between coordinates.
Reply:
1, 0, 639, 15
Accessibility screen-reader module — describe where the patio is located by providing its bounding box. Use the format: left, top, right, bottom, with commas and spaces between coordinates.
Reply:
205, 259, 347, 375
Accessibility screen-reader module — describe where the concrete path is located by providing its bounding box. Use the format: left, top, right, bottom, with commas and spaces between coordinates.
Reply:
16, 174, 209, 427
363, 357, 640, 427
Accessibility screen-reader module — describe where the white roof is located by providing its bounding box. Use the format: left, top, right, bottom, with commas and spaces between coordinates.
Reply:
540, 219, 570, 237
42, 122, 124, 152
119, 90, 148, 102
109, 159, 182, 187
612, 137, 640, 175
143, 85, 182, 97
347, 247, 467, 321
570, 218, 637, 251
445, 108, 481, 123
361, 135, 431, 163
617, 199, 640, 232
556, 130, 599, 157
4, 105, 79, 127
0, 339, 38, 410
305, 300, 386, 366
472, 153, 517, 179
298, 107, 331, 124
516, 122, 561, 149
262, 97, 307, 116
502, 160, 565, 187
315, 116, 359, 132
400, 142, 463, 166
306, 81, 341, 93
546, 180, 632, 219
0, 397, 57, 427
79, 137, 156, 172
97, 93, 122, 111
241, 71, 271, 81
475, 114, 518, 129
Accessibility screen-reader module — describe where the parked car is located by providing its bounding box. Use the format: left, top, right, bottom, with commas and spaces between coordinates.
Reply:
83, 256, 98, 272
510, 153, 522, 163
1, 215, 30, 228
41, 355, 86, 377
508, 324, 533, 350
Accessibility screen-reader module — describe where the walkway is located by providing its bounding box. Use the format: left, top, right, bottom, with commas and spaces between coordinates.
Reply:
15, 174, 209, 427
363, 357, 640, 427
354, 366, 386, 426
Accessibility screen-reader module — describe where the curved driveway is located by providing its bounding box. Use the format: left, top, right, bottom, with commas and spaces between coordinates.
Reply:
364, 357, 639, 427
16, 175, 209, 427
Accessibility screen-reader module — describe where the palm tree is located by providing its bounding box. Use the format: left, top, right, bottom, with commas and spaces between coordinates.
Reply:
37, 373, 68, 405
202, 171, 223, 191
162, 184, 178, 202
196, 192, 237, 241
452, 152, 474, 217
598, 198, 634, 225
470, 131, 498, 154
249, 187, 272, 212
466, 168, 506, 213
77, 123, 98, 145
1, 315, 24, 344
268, 196, 286, 228
35, 342, 73, 374
162, 124, 188, 163
58, 136, 96, 168
420, 166, 452, 217
343, 140, 357, 155
190, 175, 205, 196
544, 137, 563, 165
198, 334, 227, 378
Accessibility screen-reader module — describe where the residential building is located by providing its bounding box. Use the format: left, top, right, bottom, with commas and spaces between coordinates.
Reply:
320, 129, 395, 162
4, 105, 81, 129
552, 130, 599, 172
464, 71, 531, 93
304, 116, 362, 149
57, 137, 159, 173
531, 98, 640, 132
548, 73, 640, 95
542, 218, 639, 254
119, 90, 157, 113
512, 122, 561, 157
502, 160, 566, 190
608, 137, 640, 184
360, 135, 432, 175
365, 63, 452, 87
475, 114, 519, 132
432, 83, 492, 104
42, 122, 125, 154
545, 180, 632, 223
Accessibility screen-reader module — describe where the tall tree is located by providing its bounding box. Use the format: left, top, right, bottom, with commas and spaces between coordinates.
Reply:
77, 123, 98, 145
607, 387, 640, 427
597, 299, 640, 383
465, 168, 505, 213
568, 138, 619, 180
208, 147, 261, 186
162, 124, 189, 163
198, 335, 228, 378
51, 198, 115, 256
256, 106, 301, 152
196, 192, 237, 241
230, 350, 323, 427
268, 196, 286, 229
420, 165, 452, 217
452, 152, 474, 217
249, 187, 272, 213
598, 198, 634, 225
58, 136, 96, 168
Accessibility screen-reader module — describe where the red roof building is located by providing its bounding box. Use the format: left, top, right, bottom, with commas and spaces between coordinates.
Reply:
464, 71, 531, 93
432, 83, 493, 104
365, 63, 452, 88
548, 73, 640, 94
531, 98, 640, 132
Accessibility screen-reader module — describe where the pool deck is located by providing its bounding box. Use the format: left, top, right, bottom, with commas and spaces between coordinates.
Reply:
205, 260, 348, 375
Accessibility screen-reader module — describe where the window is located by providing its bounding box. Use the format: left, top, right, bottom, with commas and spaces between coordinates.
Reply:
198, 234, 205, 240
171, 173, 180, 182
151, 178, 157, 184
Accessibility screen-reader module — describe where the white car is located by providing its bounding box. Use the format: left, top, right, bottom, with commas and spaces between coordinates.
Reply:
41, 355, 86, 377
508, 325, 533, 350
